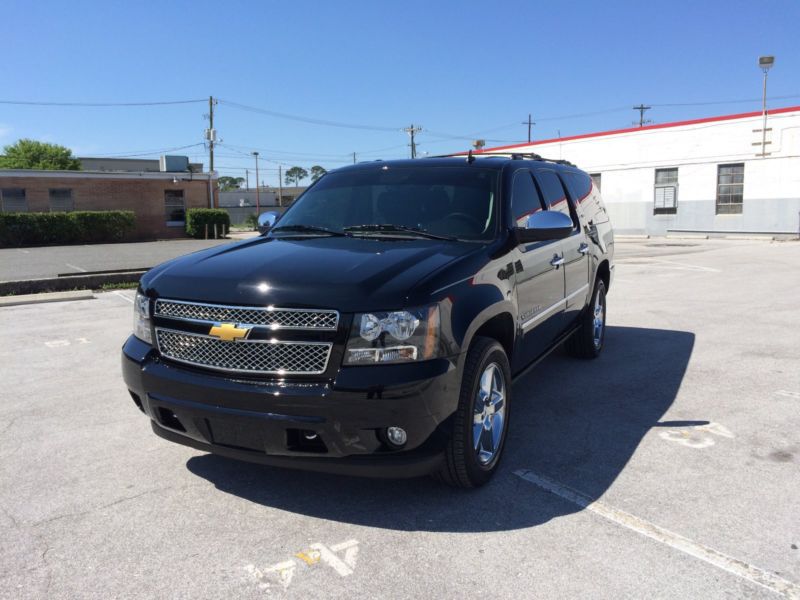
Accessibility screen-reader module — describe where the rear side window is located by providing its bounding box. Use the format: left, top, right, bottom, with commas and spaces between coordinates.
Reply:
534, 170, 576, 227
562, 171, 592, 205
564, 170, 609, 225
510, 170, 545, 227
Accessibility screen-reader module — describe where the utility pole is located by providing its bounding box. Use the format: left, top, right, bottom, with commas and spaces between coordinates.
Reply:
278, 165, 283, 207
521, 113, 535, 143
204, 96, 218, 208
206, 96, 217, 172
252, 152, 260, 216
245, 169, 249, 190
403, 124, 423, 158
633, 104, 652, 127
353, 152, 357, 164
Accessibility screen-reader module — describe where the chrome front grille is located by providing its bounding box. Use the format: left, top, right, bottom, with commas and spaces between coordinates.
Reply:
154, 299, 339, 331
155, 328, 332, 375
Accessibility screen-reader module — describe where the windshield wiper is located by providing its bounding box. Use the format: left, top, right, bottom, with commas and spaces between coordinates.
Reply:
270, 224, 348, 237
343, 224, 457, 241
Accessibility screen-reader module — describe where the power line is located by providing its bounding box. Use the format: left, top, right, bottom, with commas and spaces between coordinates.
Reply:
84, 143, 206, 158
352, 142, 410, 156
424, 122, 519, 143
214, 152, 352, 163
535, 106, 631, 122
652, 93, 800, 108
0, 99, 206, 107
219, 99, 401, 132
7, 92, 800, 168
216, 143, 354, 165
215, 165, 282, 172
220, 142, 353, 159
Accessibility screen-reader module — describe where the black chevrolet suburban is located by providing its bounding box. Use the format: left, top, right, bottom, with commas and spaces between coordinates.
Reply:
122, 154, 614, 487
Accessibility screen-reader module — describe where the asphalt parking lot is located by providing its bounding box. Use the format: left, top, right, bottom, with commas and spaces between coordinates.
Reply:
1, 238, 798, 599
0, 233, 258, 282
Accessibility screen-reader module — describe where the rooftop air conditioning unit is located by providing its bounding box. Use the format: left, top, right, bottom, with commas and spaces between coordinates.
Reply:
160, 155, 190, 172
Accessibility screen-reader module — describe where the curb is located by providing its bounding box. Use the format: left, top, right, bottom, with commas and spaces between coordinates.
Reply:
0, 270, 146, 296
0, 289, 95, 307
723, 235, 775, 241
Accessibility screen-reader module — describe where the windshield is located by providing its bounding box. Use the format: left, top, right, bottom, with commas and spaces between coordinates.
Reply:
274, 166, 499, 241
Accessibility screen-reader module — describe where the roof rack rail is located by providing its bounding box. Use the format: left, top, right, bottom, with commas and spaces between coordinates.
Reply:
474, 152, 576, 167
433, 151, 576, 167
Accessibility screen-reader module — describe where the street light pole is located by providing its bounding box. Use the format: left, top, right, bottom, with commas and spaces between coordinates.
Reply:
252, 152, 260, 215
758, 55, 775, 158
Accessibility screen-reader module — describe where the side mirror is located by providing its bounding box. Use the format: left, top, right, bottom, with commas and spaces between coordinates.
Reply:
257, 211, 281, 234
515, 211, 573, 244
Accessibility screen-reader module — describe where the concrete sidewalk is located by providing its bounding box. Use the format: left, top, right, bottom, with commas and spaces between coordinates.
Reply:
0, 232, 259, 282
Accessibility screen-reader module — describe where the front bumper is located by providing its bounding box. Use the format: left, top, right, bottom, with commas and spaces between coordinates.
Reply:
122, 336, 461, 478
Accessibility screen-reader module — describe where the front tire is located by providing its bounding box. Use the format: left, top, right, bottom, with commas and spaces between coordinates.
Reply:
437, 337, 511, 488
566, 278, 606, 359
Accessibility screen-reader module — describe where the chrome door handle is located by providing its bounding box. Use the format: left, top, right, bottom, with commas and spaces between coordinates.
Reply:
578, 243, 590, 255
550, 254, 565, 267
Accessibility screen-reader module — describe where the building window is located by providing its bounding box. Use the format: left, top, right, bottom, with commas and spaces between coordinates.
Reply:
589, 173, 601, 191
1, 188, 27, 212
165, 190, 186, 223
654, 168, 678, 215
49, 188, 74, 212
716, 164, 744, 215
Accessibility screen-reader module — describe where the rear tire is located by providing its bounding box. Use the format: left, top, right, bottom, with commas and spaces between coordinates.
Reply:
436, 337, 511, 488
566, 278, 606, 359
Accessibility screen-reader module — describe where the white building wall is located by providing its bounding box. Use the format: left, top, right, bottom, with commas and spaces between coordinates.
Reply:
486, 108, 800, 236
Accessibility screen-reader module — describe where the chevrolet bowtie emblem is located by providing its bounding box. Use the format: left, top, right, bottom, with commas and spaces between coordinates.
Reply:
208, 322, 251, 342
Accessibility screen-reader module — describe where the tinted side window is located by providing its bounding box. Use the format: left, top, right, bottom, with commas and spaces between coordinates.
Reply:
510, 170, 545, 227
562, 171, 592, 205
535, 170, 569, 215
536, 170, 580, 230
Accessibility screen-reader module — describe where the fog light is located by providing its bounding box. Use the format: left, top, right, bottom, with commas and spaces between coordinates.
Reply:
386, 426, 407, 447
303, 431, 318, 441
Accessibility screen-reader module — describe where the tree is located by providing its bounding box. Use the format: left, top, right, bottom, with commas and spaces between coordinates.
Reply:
0, 139, 81, 170
284, 166, 308, 187
218, 176, 245, 191
310, 165, 327, 182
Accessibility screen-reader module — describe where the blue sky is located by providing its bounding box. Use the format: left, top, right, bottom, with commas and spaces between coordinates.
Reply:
1, 0, 797, 184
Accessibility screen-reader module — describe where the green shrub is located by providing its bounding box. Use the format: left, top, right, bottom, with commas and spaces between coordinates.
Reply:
0, 211, 135, 247
244, 213, 258, 230
72, 211, 135, 243
185, 208, 231, 239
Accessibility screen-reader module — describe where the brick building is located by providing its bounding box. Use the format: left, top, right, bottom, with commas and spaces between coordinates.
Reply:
0, 169, 216, 240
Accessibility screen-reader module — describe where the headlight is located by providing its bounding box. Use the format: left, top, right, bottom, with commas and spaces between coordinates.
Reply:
133, 291, 153, 344
344, 305, 441, 365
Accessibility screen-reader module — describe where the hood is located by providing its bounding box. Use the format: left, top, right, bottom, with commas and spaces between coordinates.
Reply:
142, 235, 480, 312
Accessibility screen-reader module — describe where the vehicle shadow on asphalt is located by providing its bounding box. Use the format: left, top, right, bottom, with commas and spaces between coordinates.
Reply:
186, 325, 695, 532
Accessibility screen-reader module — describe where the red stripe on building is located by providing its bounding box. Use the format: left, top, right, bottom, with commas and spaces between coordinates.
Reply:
464, 105, 800, 155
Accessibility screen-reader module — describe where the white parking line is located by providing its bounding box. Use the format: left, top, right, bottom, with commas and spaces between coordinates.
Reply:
112, 290, 134, 304
624, 258, 721, 273
514, 469, 800, 598
65, 263, 88, 272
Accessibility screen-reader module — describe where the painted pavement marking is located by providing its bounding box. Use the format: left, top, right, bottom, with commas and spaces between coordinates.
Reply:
514, 470, 799, 599
244, 539, 360, 591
